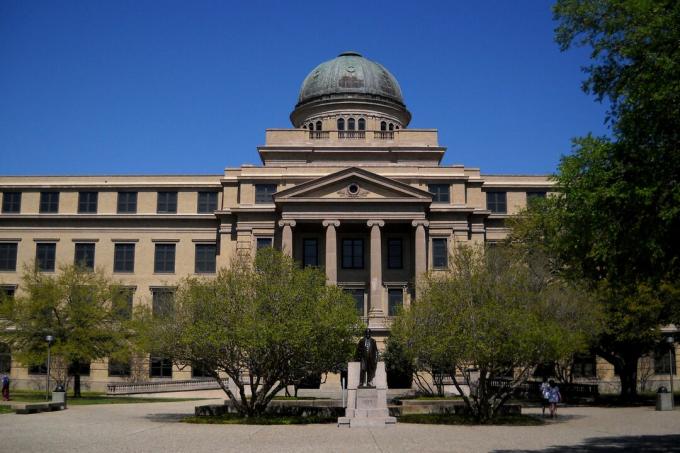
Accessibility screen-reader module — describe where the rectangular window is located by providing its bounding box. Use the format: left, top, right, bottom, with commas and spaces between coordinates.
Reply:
77, 192, 98, 213
571, 352, 597, 378
154, 244, 176, 273
68, 362, 91, 376
195, 243, 216, 274
342, 239, 364, 269
114, 287, 134, 320
256, 237, 273, 250
0, 286, 16, 301
191, 361, 213, 378
28, 362, 47, 375
39, 192, 59, 213
344, 288, 365, 316
108, 359, 131, 377
254, 184, 277, 204
152, 288, 174, 318
149, 355, 173, 378
197, 192, 218, 213
117, 192, 138, 213
486, 191, 507, 213
527, 191, 546, 202
2, 192, 21, 213
303, 239, 318, 267
387, 238, 403, 269
432, 238, 448, 269
0, 243, 18, 271
113, 243, 135, 273
655, 345, 677, 375
157, 191, 178, 213
428, 184, 450, 203
74, 243, 95, 270
36, 243, 56, 272
388, 288, 403, 316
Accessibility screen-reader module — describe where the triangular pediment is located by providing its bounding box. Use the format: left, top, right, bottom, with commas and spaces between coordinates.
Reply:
274, 167, 432, 203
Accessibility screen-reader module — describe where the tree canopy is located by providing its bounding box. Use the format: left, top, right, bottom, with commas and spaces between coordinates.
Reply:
391, 245, 599, 422
142, 248, 361, 416
0, 265, 134, 397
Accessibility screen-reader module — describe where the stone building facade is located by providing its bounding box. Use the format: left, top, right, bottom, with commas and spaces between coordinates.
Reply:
0, 52, 677, 392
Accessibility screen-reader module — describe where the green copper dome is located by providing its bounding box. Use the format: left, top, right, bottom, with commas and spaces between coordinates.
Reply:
296, 52, 405, 106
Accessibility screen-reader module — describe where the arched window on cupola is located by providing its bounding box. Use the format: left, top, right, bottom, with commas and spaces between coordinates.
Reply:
358, 118, 365, 130
395, 125, 400, 130
388, 123, 394, 131
348, 118, 356, 131
315, 121, 322, 131
337, 118, 345, 131
309, 123, 314, 131
380, 121, 387, 131
302, 124, 307, 129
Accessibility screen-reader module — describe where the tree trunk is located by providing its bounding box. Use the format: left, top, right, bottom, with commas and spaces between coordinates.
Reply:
73, 372, 81, 398
616, 357, 640, 401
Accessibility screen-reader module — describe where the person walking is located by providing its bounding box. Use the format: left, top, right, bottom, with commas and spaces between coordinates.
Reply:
540, 377, 551, 417
548, 379, 561, 418
1, 373, 9, 401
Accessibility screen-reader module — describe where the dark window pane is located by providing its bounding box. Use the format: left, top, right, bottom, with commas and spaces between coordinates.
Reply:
428, 184, 450, 203
39, 192, 59, 213
74, 243, 95, 270
571, 352, 597, 378
117, 192, 137, 213
486, 192, 507, 214
388, 289, 403, 316
36, 243, 56, 272
114, 287, 134, 320
380, 121, 386, 131
358, 118, 366, 131
150, 355, 173, 378
154, 244, 176, 273
2, 192, 21, 213
388, 123, 394, 131
254, 184, 276, 204
29, 362, 47, 375
432, 238, 448, 269
191, 361, 213, 378
78, 192, 98, 213
0, 286, 16, 302
152, 289, 174, 318
342, 239, 364, 269
0, 243, 18, 271
195, 243, 216, 273
387, 238, 403, 269
303, 239, 318, 267
315, 121, 322, 131
197, 192, 218, 213
256, 237, 273, 250
527, 192, 547, 207
157, 192, 178, 213
655, 344, 677, 375
348, 118, 355, 130
113, 244, 135, 273
345, 288, 365, 316
0, 343, 10, 374
108, 359, 131, 377
68, 362, 91, 376
337, 118, 345, 131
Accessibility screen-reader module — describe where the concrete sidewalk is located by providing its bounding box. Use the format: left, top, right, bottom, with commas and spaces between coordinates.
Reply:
0, 399, 679, 452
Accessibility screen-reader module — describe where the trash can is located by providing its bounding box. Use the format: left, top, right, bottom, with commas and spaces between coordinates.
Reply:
52, 384, 67, 409
656, 386, 673, 411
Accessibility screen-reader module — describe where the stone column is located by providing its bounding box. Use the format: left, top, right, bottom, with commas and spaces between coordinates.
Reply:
412, 220, 429, 281
278, 220, 296, 257
367, 220, 385, 317
322, 220, 340, 284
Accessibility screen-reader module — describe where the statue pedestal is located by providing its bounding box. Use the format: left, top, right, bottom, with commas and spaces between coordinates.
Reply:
338, 361, 396, 427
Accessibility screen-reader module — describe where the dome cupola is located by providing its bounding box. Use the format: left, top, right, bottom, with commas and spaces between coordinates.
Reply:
290, 52, 411, 130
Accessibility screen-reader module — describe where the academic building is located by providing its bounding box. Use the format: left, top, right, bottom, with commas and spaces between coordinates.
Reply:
0, 52, 676, 393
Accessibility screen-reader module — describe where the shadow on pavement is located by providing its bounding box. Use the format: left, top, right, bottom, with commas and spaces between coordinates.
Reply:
494, 434, 680, 452
145, 413, 190, 423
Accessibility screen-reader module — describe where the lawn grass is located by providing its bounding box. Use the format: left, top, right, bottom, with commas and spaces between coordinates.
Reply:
183, 413, 336, 425
0, 405, 14, 414
6, 390, 203, 406
398, 413, 544, 426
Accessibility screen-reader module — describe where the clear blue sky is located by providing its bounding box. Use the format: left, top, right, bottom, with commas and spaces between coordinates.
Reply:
0, 0, 608, 176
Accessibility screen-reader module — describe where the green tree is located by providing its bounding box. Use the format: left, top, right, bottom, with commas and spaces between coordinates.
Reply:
0, 265, 134, 397
527, 0, 680, 398
142, 248, 361, 417
391, 245, 599, 422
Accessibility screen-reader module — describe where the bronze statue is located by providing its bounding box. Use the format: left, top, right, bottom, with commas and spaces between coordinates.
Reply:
355, 328, 378, 387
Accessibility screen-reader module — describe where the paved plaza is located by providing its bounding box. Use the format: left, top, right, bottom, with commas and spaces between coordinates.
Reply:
1, 396, 679, 452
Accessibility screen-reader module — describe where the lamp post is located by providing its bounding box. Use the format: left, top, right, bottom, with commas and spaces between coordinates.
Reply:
667, 336, 675, 408
45, 335, 54, 401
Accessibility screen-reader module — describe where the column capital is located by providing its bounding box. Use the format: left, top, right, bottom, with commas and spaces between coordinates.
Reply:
322, 220, 340, 228
278, 220, 296, 228
412, 220, 430, 228
367, 219, 385, 228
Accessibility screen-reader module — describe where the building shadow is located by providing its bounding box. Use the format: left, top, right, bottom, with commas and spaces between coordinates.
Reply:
145, 412, 190, 423
494, 434, 680, 452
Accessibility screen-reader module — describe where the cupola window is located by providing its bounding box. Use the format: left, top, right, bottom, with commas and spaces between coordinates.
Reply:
337, 118, 345, 131
348, 118, 355, 131
358, 118, 365, 131
388, 123, 394, 131
380, 121, 387, 131
309, 123, 314, 131
315, 121, 322, 131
